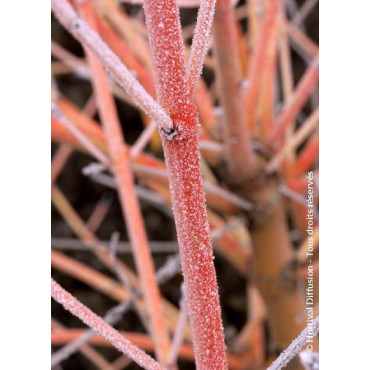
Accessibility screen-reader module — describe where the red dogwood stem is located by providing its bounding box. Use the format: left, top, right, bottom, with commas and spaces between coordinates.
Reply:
143, 1, 227, 368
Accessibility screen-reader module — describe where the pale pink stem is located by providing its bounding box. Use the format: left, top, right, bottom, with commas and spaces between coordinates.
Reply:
266, 107, 319, 172
198, 139, 223, 153
51, 0, 173, 131
83, 94, 97, 118
51, 103, 110, 167
78, 1, 172, 362
51, 95, 97, 185
267, 316, 319, 370
51, 40, 88, 78
51, 279, 164, 370
267, 56, 319, 145
187, 0, 217, 98
130, 120, 158, 159
167, 295, 188, 367
51, 144, 73, 185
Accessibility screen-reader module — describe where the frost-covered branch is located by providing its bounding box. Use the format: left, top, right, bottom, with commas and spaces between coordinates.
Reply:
268, 315, 319, 370
142, 1, 228, 368
51, 302, 131, 367
51, 0, 173, 131
51, 279, 164, 370
187, 0, 217, 97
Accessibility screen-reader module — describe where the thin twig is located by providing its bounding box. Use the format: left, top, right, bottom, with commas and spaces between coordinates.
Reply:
267, 56, 319, 146
187, 0, 217, 97
156, 254, 181, 285
51, 103, 110, 167
51, 237, 178, 254
78, 2, 172, 361
86, 192, 114, 233
85, 163, 254, 212
51, 279, 164, 370
280, 185, 319, 222
107, 231, 150, 332
167, 286, 188, 367
130, 120, 158, 159
51, 318, 114, 369
51, 144, 73, 185
266, 107, 319, 172
51, 0, 173, 131
267, 316, 319, 370
292, 0, 318, 27
51, 40, 89, 78
51, 302, 131, 367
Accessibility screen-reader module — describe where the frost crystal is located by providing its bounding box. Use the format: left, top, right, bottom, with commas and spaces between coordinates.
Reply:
299, 351, 319, 370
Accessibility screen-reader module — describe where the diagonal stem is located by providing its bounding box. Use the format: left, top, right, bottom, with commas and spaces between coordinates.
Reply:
51, 0, 173, 131
51, 279, 164, 370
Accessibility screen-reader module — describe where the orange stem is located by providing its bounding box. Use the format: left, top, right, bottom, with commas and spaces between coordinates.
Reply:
213, 0, 255, 183
245, 0, 281, 134
77, 2, 171, 363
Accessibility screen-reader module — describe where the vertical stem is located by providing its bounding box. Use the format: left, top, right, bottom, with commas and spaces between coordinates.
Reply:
257, 14, 278, 140
247, 179, 306, 370
142, 1, 228, 368
247, 0, 264, 49
245, 0, 281, 133
77, 1, 171, 364
213, 0, 255, 184
278, 6, 296, 166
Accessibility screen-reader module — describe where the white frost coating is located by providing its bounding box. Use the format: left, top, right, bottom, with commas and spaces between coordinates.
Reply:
187, 0, 217, 98
143, 1, 193, 119
268, 316, 319, 370
50, 0, 173, 131
51, 279, 164, 370
160, 126, 228, 370
299, 351, 319, 370
121, 0, 207, 8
